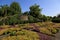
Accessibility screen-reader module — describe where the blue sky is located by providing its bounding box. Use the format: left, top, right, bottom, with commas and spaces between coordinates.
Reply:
0, 0, 60, 16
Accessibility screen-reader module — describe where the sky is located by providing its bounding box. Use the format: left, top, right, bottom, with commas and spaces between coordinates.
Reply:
0, 0, 60, 16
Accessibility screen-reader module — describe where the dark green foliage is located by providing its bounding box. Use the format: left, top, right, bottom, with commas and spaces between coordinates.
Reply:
52, 18, 60, 23
42, 15, 47, 22
10, 31, 16, 36
0, 2, 22, 25
0, 20, 3, 25
19, 20, 28, 24
28, 15, 34, 23
0, 2, 60, 26
0, 5, 9, 17
0, 8, 3, 17
2, 31, 10, 35
29, 4, 42, 18
57, 14, 60, 18
10, 2, 21, 14
28, 15, 42, 23
5, 14, 20, 25
52, 15, 60, 23
23, 11, 29, 15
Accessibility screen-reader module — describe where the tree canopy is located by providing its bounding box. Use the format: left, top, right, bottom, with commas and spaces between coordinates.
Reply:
29, 4, 42, 18
10, 2, 21, 13
0, 2, 60, 25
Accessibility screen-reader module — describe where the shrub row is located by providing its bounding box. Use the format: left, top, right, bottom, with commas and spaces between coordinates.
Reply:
52, 18, 60, 23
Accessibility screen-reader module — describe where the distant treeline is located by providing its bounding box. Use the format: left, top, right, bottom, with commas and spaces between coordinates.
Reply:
0, 2, 60, 25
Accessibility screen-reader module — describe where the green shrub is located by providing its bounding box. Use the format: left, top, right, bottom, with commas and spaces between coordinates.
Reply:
52, 18, 60, 23
49, 28, 59, 34
0, 20, 3, 25
10, 31, 16, 36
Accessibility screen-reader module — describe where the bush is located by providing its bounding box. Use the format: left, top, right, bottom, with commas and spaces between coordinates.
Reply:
51, 28, 59, 34
0, 20, 3, 25
19, 20, 28, 24
2, 31, 10, 35
10, 31, 16, 36
52, 18, 60, 23
48, 27, 59, 34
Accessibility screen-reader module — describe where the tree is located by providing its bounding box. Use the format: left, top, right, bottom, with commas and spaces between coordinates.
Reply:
23, 11, 29, 15
28, 15, 34, 23
0, 8, 2, 17
57, 14, 60, 18
52, 16, 57, 19
0, 5, 16, 16
52, 16, 60, 23
46, 16, 52, 21
29, 4, 42, 18
42, 15, 47, 22
0, 5, 9, 17
10, 2, 21, 14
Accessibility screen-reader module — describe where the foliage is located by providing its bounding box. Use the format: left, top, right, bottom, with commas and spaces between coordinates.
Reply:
23, 11, 29, 15
0, 28, 39, 40
10, 2, 21, 14
57, 14, 60, 18
29, 4, 42, 18
39, 27, 59, 36
28, 15, 34, 23
52, 17, 60, 23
